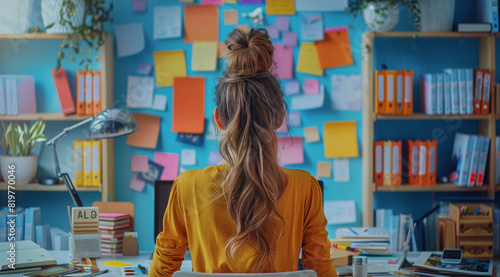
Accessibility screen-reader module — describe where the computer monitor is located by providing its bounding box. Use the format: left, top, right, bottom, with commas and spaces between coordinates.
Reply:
153, 180, 324, 243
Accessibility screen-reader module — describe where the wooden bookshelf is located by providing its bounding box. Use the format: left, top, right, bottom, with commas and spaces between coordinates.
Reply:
0, 113, 91, 121
0, 182, 101, 192
0, 33, 68, 40
374, 184, 489, 192
375, 113, 491, 121
374, 32, 491, 38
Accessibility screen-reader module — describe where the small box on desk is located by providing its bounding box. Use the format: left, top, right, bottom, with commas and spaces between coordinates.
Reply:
69, 233, 101, 259
449, 203, 493, 237
458, 238, 494, 259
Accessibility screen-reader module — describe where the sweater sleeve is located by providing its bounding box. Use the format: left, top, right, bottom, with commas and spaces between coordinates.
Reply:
149, 181, 188, 277
301, 177, 337, 277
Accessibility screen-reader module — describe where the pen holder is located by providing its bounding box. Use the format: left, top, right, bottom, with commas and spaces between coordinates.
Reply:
123, 236, 139, 256
69, 233, 101, 259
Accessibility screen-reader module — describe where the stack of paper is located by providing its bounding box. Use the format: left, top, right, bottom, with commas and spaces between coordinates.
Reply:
335, 227, 390, 254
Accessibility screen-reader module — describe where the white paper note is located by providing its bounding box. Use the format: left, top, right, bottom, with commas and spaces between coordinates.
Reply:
181, 149, 196, 166
291, 85, 325, 110
331, 75, 362, 111
324, 200, 356, 225
152, 94, 167, 110
127, 76, 154, 108
115, 23, 145, 57
296, 0, 347, 11
333, 158, 350, 182
154, 6, 182, 39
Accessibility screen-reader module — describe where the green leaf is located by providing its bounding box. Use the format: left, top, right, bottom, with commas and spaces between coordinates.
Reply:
45, 22, 55, 29
79, 59, 86, 66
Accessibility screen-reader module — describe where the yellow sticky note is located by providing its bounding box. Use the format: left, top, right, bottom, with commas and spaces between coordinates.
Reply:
266, 0, 295, 15
101, 260, 132, 267
236, 25, 250, 32
154, 50, 187, 87
324, 121, 358, 158
317, 161, 331, 178
192, 42, 218, 72
304, 126, 320, 143
297, 42, 323, 76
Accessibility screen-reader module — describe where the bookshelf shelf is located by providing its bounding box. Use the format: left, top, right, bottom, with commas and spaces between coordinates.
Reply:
374, 32, 491, 38
0, 33, 68, 40
374, 184, 489, 192
375, 113, 491, 121
0, 113, 91, 121
0, 182, 101, 192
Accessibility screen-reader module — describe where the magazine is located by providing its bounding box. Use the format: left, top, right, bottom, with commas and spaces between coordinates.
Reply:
413, 253, 493, 276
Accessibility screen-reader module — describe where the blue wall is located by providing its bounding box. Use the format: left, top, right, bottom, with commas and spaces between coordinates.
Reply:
0, 0, 490, 252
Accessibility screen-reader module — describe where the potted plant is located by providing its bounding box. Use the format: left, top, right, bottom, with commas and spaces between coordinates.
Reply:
41, 0, 113, 71
347, 0, 421, 32
0, 121, 46, 185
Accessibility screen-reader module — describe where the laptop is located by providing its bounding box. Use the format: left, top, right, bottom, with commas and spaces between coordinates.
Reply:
397, 221, 417, 270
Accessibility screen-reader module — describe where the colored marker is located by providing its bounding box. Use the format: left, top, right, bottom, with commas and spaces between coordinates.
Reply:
474, 207, 480, 215
332, 244, 359, 252
460, 206, 468, 215
349, 227, 358, 235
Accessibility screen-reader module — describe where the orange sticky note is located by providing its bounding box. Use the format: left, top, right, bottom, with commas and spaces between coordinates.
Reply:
316, 26, 354, 69
304, 126, 320, 143
218, 42, 229, 58
317, 161, 331, 178
224, 10, 238, 25
172, 77, 205, 134
126, 114, 160, 149
153, 50, 187, 87
184, 5, 219, 43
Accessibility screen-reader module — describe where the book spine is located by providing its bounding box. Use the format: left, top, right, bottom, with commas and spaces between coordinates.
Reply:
466, 68, 474, 114
436, 73, 444, 115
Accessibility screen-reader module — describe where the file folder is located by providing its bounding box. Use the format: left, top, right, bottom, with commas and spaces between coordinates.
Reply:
443, 71, 451, 115
0, 78, 5, 115
481, 70, 491, 114
375, 70, 385, 114
385, 70, 397, 114
92, 70, 102, 115
473, 69, 483, 114
417, 140, 427, 185
436, 73, 444, 115
420, 74, 436, 115
83, 140, 92, 187
403, 69, 413, 115
74, 140, 83, 186
85, 71, 93, 115
458, 68, 467, 114
476, 136, 490, 187
383, 140, 392, 185
374, 140, 384, 185
11, 77, 17, 115
407, 139, 419, 185
91, 140, 101, 187
396, 70, 404, 114
467, 135, 481, 187
76, 70, 86, 115
466, 68, 474, 114
52, 67, 76, 115
426, 140, 437, 186
391, 140, 401, 185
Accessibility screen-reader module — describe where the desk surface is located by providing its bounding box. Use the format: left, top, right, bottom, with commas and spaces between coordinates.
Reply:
1, 251, 499, 277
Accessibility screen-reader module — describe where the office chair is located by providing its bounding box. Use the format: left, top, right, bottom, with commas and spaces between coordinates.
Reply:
172, 271, 317, 277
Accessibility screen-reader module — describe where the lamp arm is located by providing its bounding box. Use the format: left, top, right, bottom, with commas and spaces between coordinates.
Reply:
46, 117, 94, 146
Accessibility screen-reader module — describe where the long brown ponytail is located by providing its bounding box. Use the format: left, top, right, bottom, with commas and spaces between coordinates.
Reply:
214, 28, 288, 272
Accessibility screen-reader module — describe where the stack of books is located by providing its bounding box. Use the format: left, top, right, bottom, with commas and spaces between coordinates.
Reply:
335, 227, 390, 254
99, 213, 131, 254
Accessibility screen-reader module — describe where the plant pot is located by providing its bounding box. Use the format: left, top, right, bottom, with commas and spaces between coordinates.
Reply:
41, 0, 85, 34
0, 155, 38, 185
363, 2, 400, 32
0, 0, 44, 34
418, 0, 456, 32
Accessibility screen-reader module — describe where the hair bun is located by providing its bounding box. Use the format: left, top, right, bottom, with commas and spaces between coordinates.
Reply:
224, 28, 274, 76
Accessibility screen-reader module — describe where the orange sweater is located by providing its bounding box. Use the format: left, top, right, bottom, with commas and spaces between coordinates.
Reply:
150, 165, 336, 277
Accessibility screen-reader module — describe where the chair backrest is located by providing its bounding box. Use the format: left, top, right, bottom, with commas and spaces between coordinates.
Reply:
172, 270, 317, 277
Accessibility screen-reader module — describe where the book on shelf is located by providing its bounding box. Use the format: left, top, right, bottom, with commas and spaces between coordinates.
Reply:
451, 133, 487, 187
455, 22, 493, 32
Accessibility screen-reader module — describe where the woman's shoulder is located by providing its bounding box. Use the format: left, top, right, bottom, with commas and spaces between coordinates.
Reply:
174, 165, 227, 188
282, 168, 318, 189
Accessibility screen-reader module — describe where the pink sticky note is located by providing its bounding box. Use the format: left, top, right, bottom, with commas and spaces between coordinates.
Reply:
275, 16, 290, 31
304, 79, 319, 94
137, 62, 152, 75
154, 152, 179, 181
273, 44, 293, 79
283, 32, 297, 47
132, 0, 146, 12
285, 80, 300, 94
266, 26, 279, 39
202, 0, 223, 4
289, 112, 301, 127
276, 120, 288, 133
131, 155, 149, 172
129, 175, 146, 192
278, 136, 304, 165
209, 151, 223, 165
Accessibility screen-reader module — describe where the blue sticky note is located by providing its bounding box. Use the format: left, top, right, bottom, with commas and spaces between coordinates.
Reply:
285, 80, 300, 95
115, 23, 145, 57
209, 151, 223, 165
275, 16, 290, 31
291, 85, 325, 110
176, 133, 204, 146
283, 31, 297, 47
137, 62, 153, 75
301, 13, 324, 41
266, 26, 280, 39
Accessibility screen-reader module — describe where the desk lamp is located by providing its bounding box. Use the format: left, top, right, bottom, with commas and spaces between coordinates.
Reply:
46, 108, 137, 207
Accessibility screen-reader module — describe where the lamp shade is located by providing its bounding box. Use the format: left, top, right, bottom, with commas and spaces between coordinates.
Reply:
90, 108, 137, 139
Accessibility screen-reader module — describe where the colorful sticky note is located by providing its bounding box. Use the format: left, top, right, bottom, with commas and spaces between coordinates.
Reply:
275, 16, 290, 31
101, 261, 132, 267
291, 85, 324, 110
317, 161, 331, 178
273, 44, 293, 79
115, 23, 144, 57
289, 112, 301, 127
184, 5, 219, 43
153, 50, 187, 87
304, 78, 319, 94
276, 120, 288, 133
209, 151, 223, 165
324, 121, 358, 158
218, 42, 229, 58
181, 149, 196, 166
316, 27, 354, 69
129, 175, 146, 192
192, 41, 218, 72
334, 158, 350, 182
137, 62, 152, 75
331, 75, 362, 111
137, 160, 164, 183
127, 76, 154, 108
154, 152, 180, 181
304, 126, 320, 143
241, 0, 263, 3
278, 136, 304, 165
266, 0, 295, 15
301, 13, 324, 41
283, 31, 297, 47
266, 26, 280, 39
202, 0, 223, 4
177, 133, 204, 146
224, 10, 238, 25
126, 114, 160, 149
223, 0, 237, 3
154, 6, 182, 39
152, 94, 167, 111
285, 80, 300, 95
296, 0, 347, 11
236, 25, 250, 32
297, 42, 323, 76
172, 77, 205, 134
132, 0, 146, 12
131, 155, 149, 172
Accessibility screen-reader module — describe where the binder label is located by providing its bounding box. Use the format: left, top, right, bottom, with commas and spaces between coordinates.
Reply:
375, 145, 382, 173
392, 145, 399, 174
